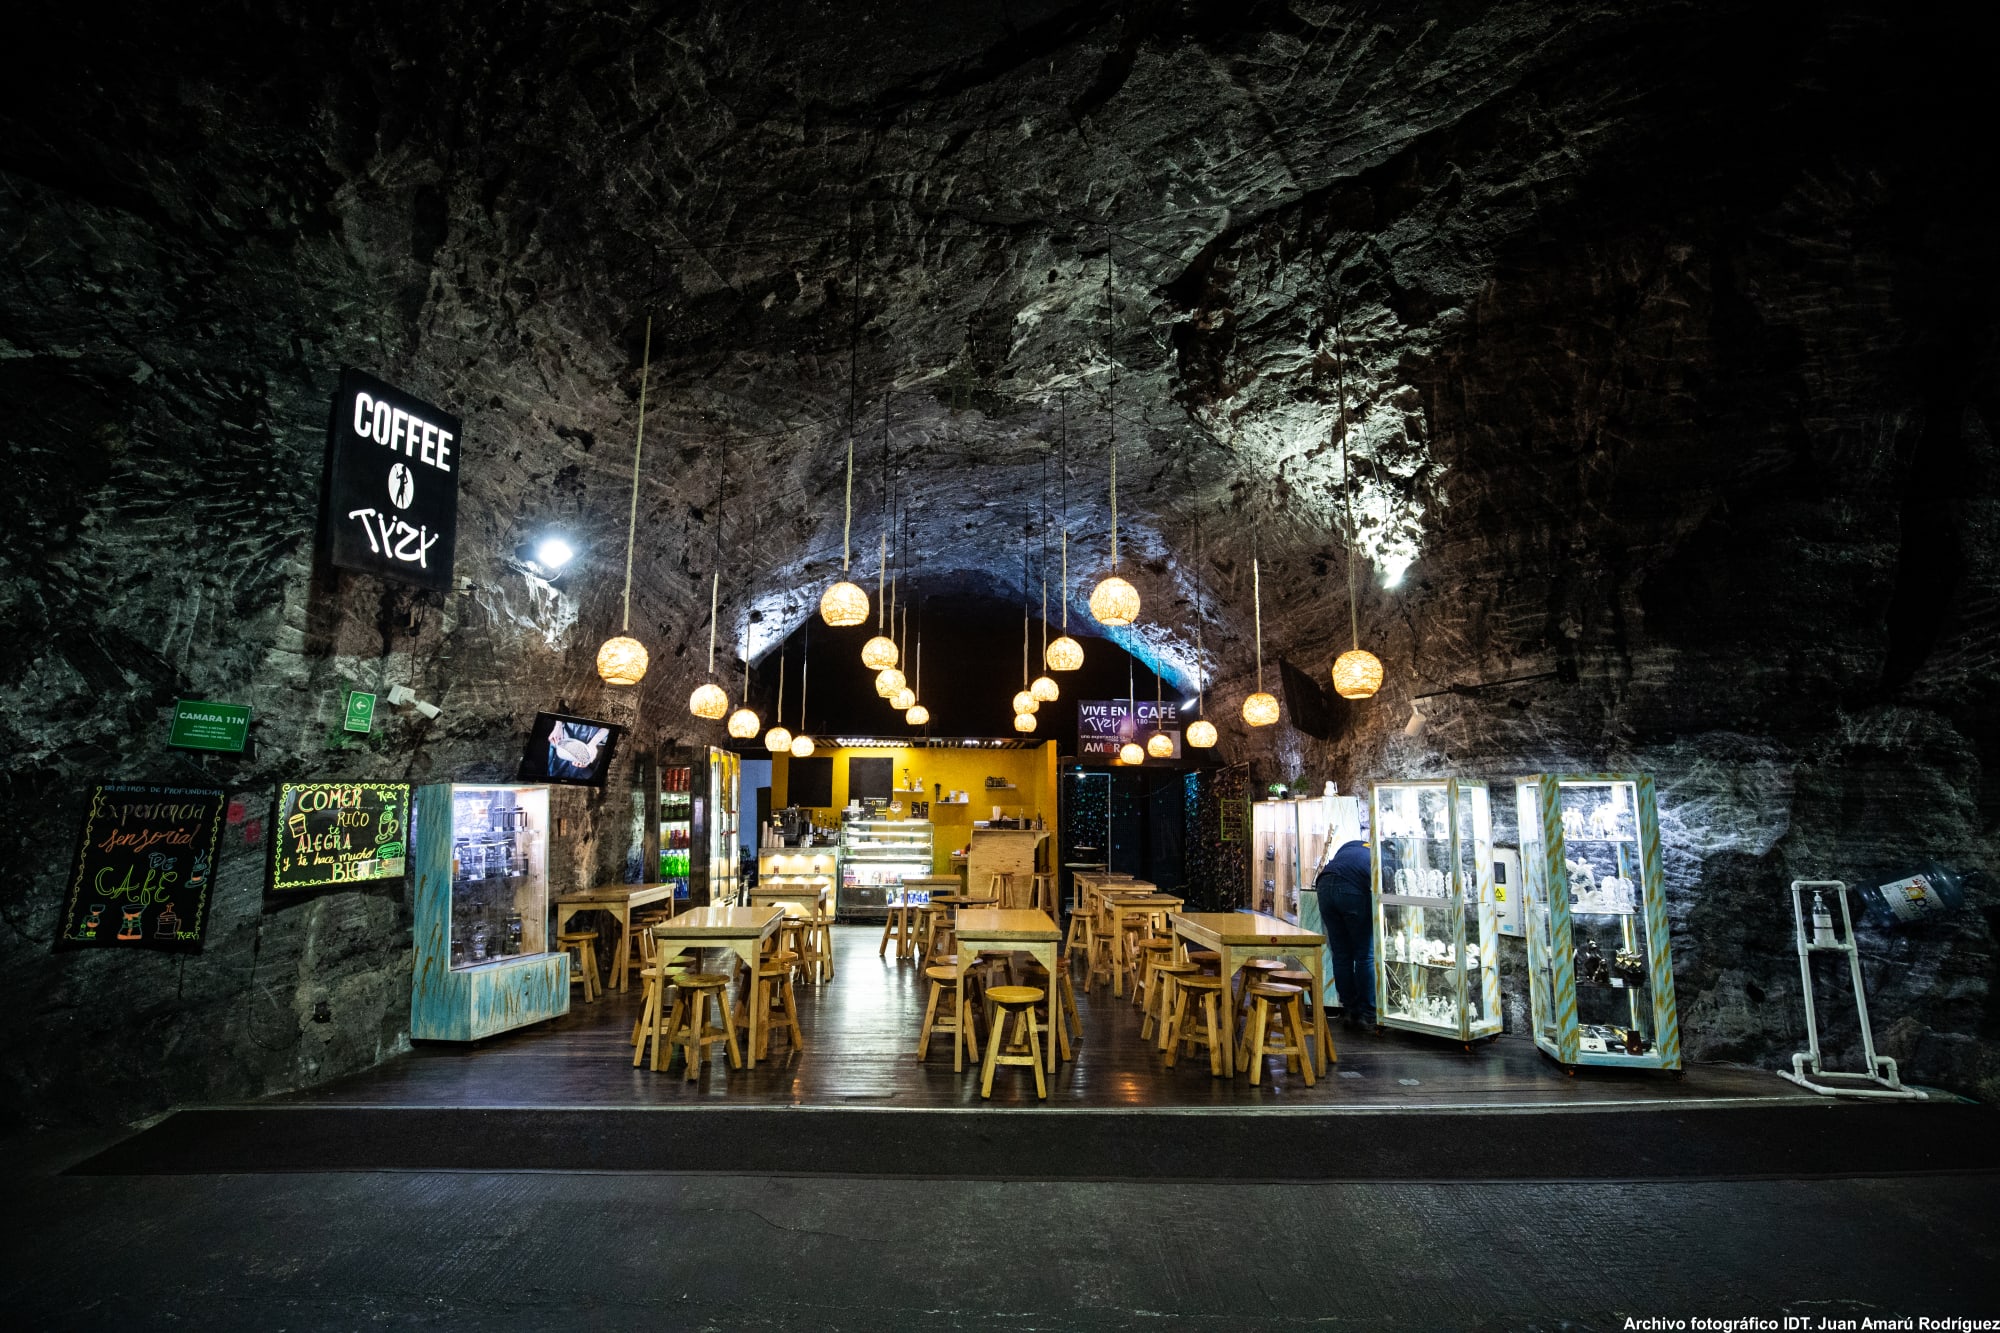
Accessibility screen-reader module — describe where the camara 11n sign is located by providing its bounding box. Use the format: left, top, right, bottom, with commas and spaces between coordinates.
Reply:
1077, 699, 1182, 762
325, 368, 460, 591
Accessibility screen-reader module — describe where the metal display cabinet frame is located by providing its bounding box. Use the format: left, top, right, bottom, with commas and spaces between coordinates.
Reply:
1369, 779, 1502, 1044
1517, 773, 1681, 1071
410, 782, 569, 1041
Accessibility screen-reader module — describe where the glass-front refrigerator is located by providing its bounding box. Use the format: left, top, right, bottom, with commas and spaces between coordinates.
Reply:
657, 761, 693, 903
1518, 774, 1681, 1070
1370, 779, 1502, 1045
410, 782, 569, 1040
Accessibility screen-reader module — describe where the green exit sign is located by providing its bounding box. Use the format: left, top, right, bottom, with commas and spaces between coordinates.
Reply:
168, 700, 251, 752
344, 690, 377, 734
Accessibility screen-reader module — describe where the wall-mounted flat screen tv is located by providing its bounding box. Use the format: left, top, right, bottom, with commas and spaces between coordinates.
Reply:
519, 712, 622, 787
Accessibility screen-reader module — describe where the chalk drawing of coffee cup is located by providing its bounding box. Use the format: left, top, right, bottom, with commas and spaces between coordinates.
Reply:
83, 904, 106, 938
118, 906, 144, 941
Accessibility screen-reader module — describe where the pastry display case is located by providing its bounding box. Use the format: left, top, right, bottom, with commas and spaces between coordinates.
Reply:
838, 818, 933, 920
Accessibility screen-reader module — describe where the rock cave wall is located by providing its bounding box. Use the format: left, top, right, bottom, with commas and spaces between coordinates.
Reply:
1, 1, 1993, 1124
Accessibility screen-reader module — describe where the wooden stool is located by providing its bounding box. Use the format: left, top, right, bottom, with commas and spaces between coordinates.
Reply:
1144, 961, 1200, 1047
660, 972, 740, 1078
1029, 873, 1057, 912
796, 911, 833, 984
916, 965, 981, 1064
987, 872, 1017, 908
1187, 949, 1221, 974
1063, 906, 1092, 974
927, 912, 958, 967
1086, 922, 1120, 992
1015, 960, 1076, 1062
631, 965, 665, 1067
1164, 973, 1229, 1076
1239, 981, 1315, 1086
556, 930, 600, 1003
1131, 938, 1177, 1008
748, 951, 805, 1060
1235, 957, 1288, 1016
980, 986, 1047, 1099
1271, 967, 1335, 1072
880, 896, 916, 961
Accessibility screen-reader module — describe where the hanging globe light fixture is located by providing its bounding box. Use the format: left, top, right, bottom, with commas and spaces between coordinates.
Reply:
860, 533, 898, 668
906, 703, 929, 726
790, 733, 815, 758
1091, 263, 1141, 628
599, 318, 655, 685
1049, 405, 1086, 670
1014, 712, 1037, 733
788, 618, 815, 755
1011, 690, 1039, 715
820, 581, 868, 627
891, 687, 916, 711
1146, 731, 1174, 758
1242, 551, 1280, 727
1329, 308, 1384, 700
874, 666, 906, 698
904, 605, 928, 729
688, 572, 731, 720
596, 637, 649, 687
764, 643, 791, 751
1119, 740, 1145, 765
1186, 718, 1218, 748
725, 643, 759, 738
1145, 662, 1173, 756
1333, 649, 1385, 700
1031, 674, 1059, 703
1185, 517, 1218, 749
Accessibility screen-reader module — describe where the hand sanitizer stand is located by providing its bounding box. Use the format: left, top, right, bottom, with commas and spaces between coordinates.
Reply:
1778, 879, 1924, 1099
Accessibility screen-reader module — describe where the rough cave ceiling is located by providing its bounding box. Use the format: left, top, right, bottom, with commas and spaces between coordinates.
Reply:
4, 0, 1794, 699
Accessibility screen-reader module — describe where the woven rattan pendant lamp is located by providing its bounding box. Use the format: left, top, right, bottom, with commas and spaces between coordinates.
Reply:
819, 242, 869, 627
726, 636, 760, 738
890, 608, 916, 710
763, 643, 792, 753
905, 603, 929, 727
1146, 665, 1173, 757
1029, 456, 1059, 701
1118, 661, 1144, 764
1185, 513, 1218, 748
1088, 258, 1139, 628
1046, 392, 1085, 671
790, 619, 815, 757
1328, 306, 1383, 700
1242, 546, 1280, 727
597, 317, 653, 685
688, 571, 729, 719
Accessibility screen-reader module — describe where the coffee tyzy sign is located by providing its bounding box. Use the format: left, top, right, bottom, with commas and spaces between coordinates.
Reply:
325, 369, 460, 591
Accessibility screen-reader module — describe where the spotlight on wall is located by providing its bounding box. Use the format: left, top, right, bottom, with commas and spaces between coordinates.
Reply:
535, 537, 575, 569
1403, 700, 1427, 737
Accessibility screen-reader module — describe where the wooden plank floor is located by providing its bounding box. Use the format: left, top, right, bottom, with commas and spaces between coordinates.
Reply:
283, 926, 1810, 1110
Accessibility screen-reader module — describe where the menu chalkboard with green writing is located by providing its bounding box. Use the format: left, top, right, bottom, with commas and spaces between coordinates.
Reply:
61, 784, 226, 950
272, 781, 410, 891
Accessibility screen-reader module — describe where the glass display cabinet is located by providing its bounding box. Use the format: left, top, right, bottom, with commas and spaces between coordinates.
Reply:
1291, 794, 1364, 1002
838, 818, 933, 920
651, 746, 740, 908
753, 847, 837, 912
1516, 774, 1681, 1070
1369, 779, 1502, 1044
1249, 799, 1298, 918
410, 783, 568, 1041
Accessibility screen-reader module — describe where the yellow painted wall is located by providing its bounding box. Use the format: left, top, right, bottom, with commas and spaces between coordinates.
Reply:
773, 743, 1058, 876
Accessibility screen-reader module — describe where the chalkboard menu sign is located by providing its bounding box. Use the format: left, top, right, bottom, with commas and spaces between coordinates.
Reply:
325, 369, 460, 592
60, 784, 225, 950
272, 781, 411, 891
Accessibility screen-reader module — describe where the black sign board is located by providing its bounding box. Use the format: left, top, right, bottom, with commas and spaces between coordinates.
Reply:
271, 781, 411, 891
60, 784, 225, 950
325, 368, 460, 591
1077, 699, 1182, 762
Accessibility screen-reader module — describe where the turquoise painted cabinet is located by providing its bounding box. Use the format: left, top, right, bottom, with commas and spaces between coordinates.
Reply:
1516, 774, 1680, 1070
410, 782, 569, 1041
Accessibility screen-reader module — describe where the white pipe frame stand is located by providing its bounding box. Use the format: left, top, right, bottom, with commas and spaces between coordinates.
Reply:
1778, 879, 1925, 1100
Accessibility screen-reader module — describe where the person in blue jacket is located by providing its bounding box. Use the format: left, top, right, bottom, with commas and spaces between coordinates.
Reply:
1314, 839, 1378, 1026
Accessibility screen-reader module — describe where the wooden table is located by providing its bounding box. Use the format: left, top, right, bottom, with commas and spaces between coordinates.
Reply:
953, 908, 1067, 1075
651, 905, 785, 1068
1102, 893, 1184, 997
1171, 910, 1331, 1076
553, 883, 676, 993
749, 880, 831, 919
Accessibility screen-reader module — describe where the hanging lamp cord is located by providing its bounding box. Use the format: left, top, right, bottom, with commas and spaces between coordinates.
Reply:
621, 317, 651, 633
1060, 390, 1070, 630
1253, 547, 1265, 693
1336, 312, 1361, 653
